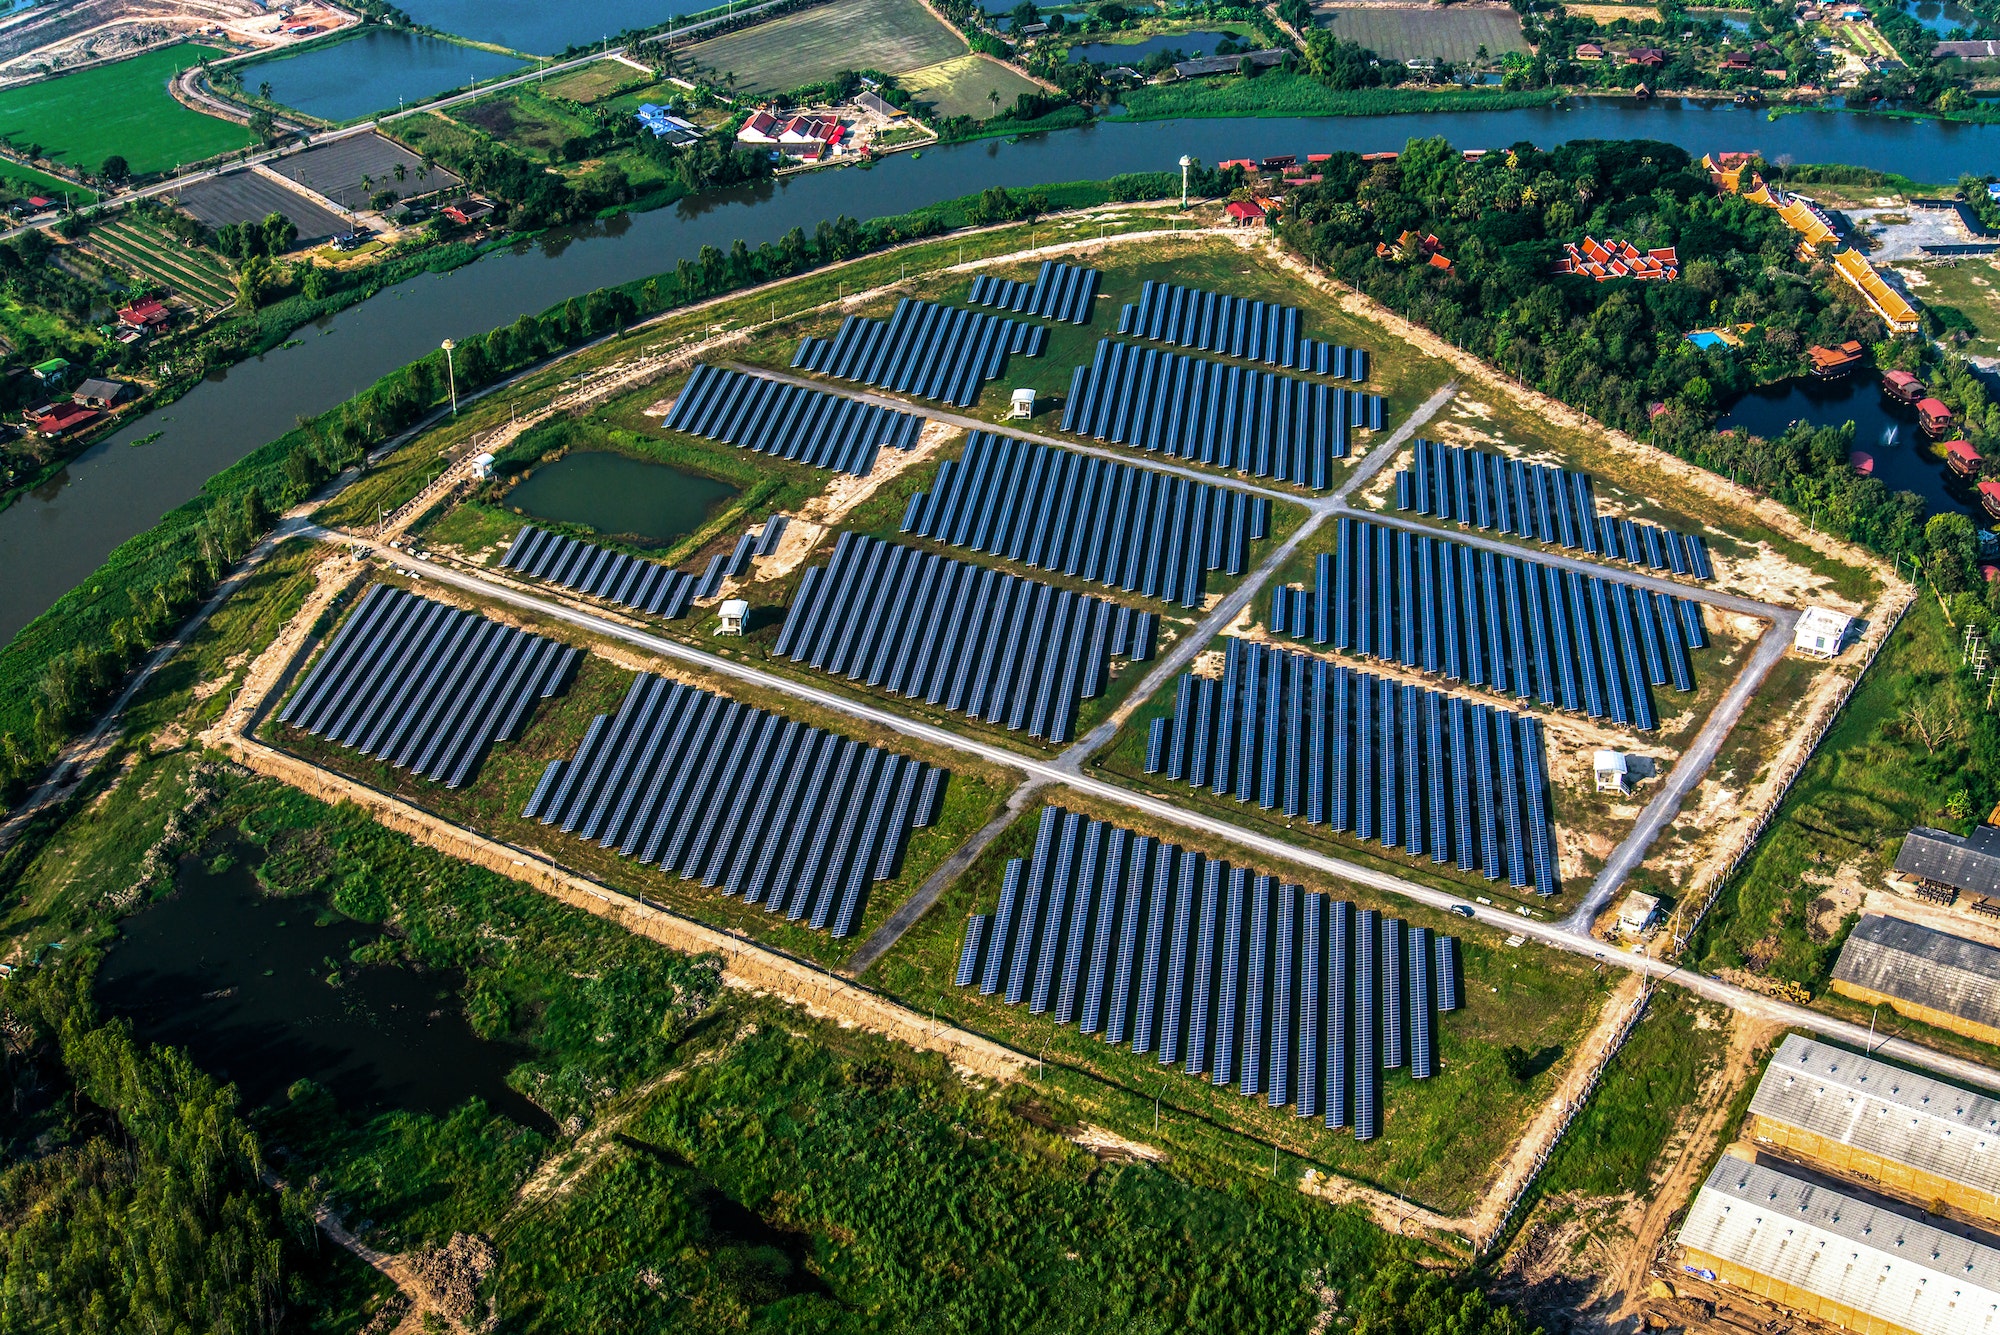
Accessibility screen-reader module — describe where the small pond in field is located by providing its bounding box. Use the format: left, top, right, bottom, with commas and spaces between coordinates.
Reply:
1905, 0, 1981, 35
1717, 377, 1972, 517
96, 844, 554, 1129
253, 29, 525, 122
505, 449, 739, 544
1067, 29, 1243, 61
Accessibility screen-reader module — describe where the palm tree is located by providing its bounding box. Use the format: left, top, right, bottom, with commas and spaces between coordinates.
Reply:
987, 88, 1002, 115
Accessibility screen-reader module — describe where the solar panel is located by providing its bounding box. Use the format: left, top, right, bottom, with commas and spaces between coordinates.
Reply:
955, 917, 989, 987
1408, 925, 1436, 1079
1354, 908, 1380, 1141
668, 365, 925, 473
967, 261, 1102, 325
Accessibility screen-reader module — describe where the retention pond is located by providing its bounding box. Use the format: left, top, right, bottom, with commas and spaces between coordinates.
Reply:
505, 449, 740, 544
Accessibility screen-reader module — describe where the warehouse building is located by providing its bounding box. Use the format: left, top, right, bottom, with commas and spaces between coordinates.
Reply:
1830, 914, 2000, 1046
1894, 825, 2000, 898
1746, 1035, 2000, 1227
1678, 1151, 2000, 1335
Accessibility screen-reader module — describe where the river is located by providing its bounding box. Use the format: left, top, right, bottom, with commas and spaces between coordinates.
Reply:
6, 97, 1999, 644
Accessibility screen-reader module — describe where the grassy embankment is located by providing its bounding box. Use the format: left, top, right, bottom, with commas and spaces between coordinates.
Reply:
1113, 74, 1561, 122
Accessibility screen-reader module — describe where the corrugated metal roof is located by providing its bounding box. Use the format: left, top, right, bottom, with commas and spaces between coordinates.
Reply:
1832, 914, 2000, 1031
1679, 1152, 2000, 1335
1750, 1035, 2000, 1196
1895, 827, 2000, 896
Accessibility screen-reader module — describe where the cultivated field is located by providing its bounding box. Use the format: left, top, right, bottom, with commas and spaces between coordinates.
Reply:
451, 89, 592, 157
267, 131, 461, 204
682, 0, 966, 95
171, 169, 349, 239
0, 44, 251, 175
81, 216, 235, 310
899, 52, 1044, 119
1574, 2, 1666, 20
1313, 4, 1531, 61
536, 57, 656, 103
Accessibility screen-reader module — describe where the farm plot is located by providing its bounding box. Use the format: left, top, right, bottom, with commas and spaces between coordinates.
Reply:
0, 45, 252, 175
170, 169, 350, 241
266, 131, 461, 206
537, 58, 656, 103
682, 0, 965, 94
449, 89, 592, 156
898, 52, 1044, 119
82, 217, 234, 310
1312, 5, 1530, 61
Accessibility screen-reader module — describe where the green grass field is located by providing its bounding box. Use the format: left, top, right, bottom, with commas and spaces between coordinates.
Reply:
1312, 5, 1531, 61
683, 0, 965, 94
0, 157, 93, 202
899, 52, 1044, 120
536, 58, 656, 103
0, 45, 252, 176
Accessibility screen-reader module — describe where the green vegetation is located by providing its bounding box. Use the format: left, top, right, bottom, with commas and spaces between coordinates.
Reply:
0, 46, 252, 177
0, 156, 93, 202
899, 52, 1047, 120
683, 0, 967, 95
1117, 73, 1559, 120
536, 59, 659, 103
82, 214, 236, 309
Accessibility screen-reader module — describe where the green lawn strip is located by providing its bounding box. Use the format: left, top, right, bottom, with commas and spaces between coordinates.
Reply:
262, 588, 1020, 972
0, 156, 93, 201
1693, 595, 1966, 988
1113, 73, 1560, 121
0, 45, 253, 175
867, 786, 1614, 1216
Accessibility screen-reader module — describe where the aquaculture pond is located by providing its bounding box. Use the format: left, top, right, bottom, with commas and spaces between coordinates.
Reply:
395, 0, 720, 55
96, 844, 554, 1130
1718, 377, 1971, 516
253, 28, 525, 122
505, 449, 740, 544
1068, 29, 1245, 62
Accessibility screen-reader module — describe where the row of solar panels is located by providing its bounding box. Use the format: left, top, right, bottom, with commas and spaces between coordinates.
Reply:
952, 806, 1462, 1138
1270, 518, 1710, 731
279, 584, 579, 788
792, 297, 1043, 408
1117, 280, 1370, 381
503, 526, 698, 619
666, 364, 924, 478
967, 262, 1100, 325
1396, 439, 1715, 582
1145, 639, 1561, 897
523, 671, 946, 938
773, 533, 1156, 744
1059, 338, 1383, 490
899, 431, 1270, 609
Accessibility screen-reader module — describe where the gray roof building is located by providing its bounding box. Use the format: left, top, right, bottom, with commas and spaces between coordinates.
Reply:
1895, 825, 2000, 896
1679, 1152, 2000, 1335
1830, 914, 2000, 1039
1172, 49, 1287, 78
1748, 1035, 2000, 1200
1937, 39, 2000, 58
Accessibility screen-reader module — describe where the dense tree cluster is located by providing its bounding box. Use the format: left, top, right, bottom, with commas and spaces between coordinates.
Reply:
1281, 137, 1995, 574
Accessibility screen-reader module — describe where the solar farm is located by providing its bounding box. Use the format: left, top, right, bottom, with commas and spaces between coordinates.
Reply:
249, 225, 1819, 1220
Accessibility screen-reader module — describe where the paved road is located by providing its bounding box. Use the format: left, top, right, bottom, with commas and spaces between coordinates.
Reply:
312, 526, 2000, 1091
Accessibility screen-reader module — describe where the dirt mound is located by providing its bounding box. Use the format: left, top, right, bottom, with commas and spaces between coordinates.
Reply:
410, 1233, 496, 1322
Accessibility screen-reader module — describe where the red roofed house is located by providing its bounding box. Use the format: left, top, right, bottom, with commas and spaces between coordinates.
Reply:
1980, 480, 2000, 519
442, 197, 494, 226
28, 401, 95, 438
1218, 158, 1256, 171
1576, 42, 1605, 59
1920, 399, 1956, 438
736, 110, 782, 144
1628, 47, 1666, 67
1226, 199, 1266, 226
1427, 252, 1453, 271
117, 298, 171, 330
1882, 368, 1925, 402
1943, 438, 1981, 475
1807, 340, 1864, 378
1720, 51, 1753, 71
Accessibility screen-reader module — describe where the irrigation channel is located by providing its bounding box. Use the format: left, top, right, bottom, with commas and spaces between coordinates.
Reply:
5, 98, 1998, 646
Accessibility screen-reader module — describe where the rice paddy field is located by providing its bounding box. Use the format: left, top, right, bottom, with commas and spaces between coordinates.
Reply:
899, 52, 1046, 119
80, 216, 235, 310
0, 45, 251, 176
1311, 5, 1531, 61
681, 0, 966, 95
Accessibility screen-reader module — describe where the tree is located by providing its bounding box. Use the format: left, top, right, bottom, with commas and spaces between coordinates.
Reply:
99, 154, 128, 182
988, 87, 1002, 116
258, 79, 272, 99
260, 210, 297, 256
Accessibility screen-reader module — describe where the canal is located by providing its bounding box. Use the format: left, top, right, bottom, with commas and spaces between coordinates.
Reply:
8, 98, 2000, 644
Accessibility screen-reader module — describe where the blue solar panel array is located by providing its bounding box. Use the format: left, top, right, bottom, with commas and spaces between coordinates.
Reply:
666, 365, 925, 476
791, 297, 1044, 408
774, 533, 1156, 744
1266, 517, 1708, 731
967, 262, 1100, 325
1396, 439, 1715, 582
1058, 339, 1383, 490
954, 806, 1465, 1139
1145, 637, 1561, 896
899, 431, 1270, 609
502, 526, 697, 618
1117, 280, 1370, 381
279, 584, 580, 788
524, 672, 946, 937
